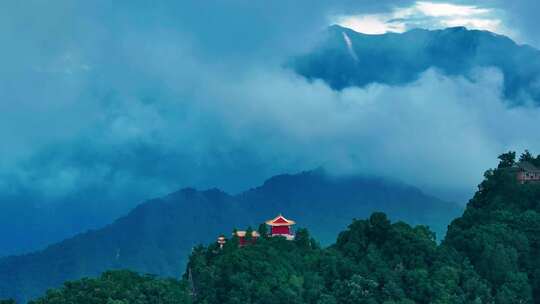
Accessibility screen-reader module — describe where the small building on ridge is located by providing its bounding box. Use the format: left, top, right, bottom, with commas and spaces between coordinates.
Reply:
218, 214, 297, 248
514, 161, 540, 184
265, 214, 296, 240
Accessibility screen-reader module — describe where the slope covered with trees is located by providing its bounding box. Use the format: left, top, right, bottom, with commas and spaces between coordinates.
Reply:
445, 151, 540, 302
21, 213, 490, 304
5, 151, 540, 303
27, 270, 191, 304
187, 214, 490, 304
185, 151, 540, 303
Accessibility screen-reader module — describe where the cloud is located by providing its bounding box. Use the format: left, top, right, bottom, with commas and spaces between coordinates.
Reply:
458, 0, 540, 48
415, 1, 489, 17
3, 58, 539, 202
0, 0, 538, 202
0, 0, 419, 196
1, 0, 539, 255
337, 15, 406, 34
186, 65, 540, 196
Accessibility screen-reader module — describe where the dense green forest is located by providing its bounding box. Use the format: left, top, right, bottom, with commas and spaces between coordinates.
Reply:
27, 271, 191, 304
4, 151, 540, 303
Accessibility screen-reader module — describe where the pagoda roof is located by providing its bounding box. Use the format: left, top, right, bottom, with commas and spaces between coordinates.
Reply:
265, 214, 296, 226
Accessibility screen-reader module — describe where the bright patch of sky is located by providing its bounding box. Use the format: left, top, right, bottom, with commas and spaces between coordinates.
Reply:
335, 1, 514, 39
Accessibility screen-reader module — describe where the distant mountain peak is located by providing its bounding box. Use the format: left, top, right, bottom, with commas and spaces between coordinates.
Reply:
446, 25, 468, 31
291, 25, 540, 104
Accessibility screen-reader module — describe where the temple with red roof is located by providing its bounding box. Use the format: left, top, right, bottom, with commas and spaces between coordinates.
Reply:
265, 214, 296, 240
217, 214, 296, 248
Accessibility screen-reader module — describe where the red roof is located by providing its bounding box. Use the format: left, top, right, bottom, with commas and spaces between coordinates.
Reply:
265, 214, 296, 226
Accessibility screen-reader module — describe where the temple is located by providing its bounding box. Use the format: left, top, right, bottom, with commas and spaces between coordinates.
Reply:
217, 214, 297, 248
514, 161, 540, 184
265, 214, 296, 240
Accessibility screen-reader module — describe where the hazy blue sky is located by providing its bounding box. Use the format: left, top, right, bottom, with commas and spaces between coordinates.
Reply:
1, 0, 539, 216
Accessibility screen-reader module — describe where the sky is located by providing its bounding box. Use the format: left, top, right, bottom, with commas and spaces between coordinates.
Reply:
1, 0, 540, 249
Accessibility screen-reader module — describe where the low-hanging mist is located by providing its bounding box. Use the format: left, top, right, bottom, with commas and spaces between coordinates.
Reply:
1, 0, 540, 257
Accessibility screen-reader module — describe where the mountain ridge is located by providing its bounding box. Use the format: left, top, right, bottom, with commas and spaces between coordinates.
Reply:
0, 169, 461, 302
292, 25, 540, 104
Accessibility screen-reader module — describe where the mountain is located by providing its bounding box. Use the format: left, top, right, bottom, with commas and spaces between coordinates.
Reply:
292, 25, 540, 104
13, 152, 540, 304
183, 214, 490, 304
0, 193, 132, 258
4, 25, 534, 260
0, 169, 461, 303
186, 152, 540, 303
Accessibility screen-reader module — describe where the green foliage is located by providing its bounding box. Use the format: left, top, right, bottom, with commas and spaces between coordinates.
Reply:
28, 270, 191, 304
497, 151, 516, 168
0, 299, 16, 304
518, 150, 540, 167
258, 223, 268, 237
188, 218, 489, 304
520, 150, 534, 162
446, 150, 540, 303
186, 150, 540, 303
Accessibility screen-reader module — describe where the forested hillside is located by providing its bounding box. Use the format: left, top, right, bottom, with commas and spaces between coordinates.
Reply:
186, 214, 489, 304
5, 151, 540, 303
185, 151, 540, 303
445, 151, 540, 302
27, 271, 192, 304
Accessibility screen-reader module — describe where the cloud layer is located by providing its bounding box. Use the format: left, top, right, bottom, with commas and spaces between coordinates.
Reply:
1, 0, 540, 255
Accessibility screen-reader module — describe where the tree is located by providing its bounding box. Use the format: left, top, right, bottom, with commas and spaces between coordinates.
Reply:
294, 228, 311, 250
495, 272, 532, 304
519, 150, 534, 162
497, 151, 516, 168
258, 223, 268, 237
28, 270, 191, 304
368, 212, 392, 245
